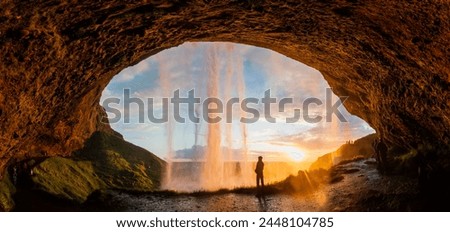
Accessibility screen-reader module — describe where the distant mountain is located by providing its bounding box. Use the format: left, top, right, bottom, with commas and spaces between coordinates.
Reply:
174, 145, 249, 161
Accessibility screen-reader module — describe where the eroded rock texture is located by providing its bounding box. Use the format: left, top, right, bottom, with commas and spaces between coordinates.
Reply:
0, 0, 449, 173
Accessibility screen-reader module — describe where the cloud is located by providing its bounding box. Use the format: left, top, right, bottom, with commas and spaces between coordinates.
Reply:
100, 42, 374, 160
113, 59, 152, 83
269, 116, 375, 159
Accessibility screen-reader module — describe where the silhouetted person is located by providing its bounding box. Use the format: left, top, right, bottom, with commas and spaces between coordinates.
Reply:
255, 156, 264, 192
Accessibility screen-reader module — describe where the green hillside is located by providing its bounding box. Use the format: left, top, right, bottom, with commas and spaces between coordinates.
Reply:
31, 131, 166, 203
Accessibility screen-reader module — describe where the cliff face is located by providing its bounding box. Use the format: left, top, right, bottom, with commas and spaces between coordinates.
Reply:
309, 134, 376, 171
0, 0, 449, 173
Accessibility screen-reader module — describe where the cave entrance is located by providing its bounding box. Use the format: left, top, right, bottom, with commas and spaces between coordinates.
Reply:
100, 42, 374, 192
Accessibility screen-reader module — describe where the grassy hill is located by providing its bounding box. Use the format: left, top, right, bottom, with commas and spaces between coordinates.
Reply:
31, 131, 166, 203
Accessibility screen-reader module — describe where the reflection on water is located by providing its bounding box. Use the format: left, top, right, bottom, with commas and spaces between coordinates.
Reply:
99, 191, 323, 212
257, 195, 268, 212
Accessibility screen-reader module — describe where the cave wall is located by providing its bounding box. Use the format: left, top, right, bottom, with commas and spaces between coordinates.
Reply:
0, 0, 449, 173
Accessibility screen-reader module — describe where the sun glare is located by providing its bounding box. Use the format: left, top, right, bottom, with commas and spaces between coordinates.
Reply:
281, 146, 306, 162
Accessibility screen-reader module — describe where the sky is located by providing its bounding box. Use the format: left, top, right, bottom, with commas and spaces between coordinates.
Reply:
100, 42, 374, 163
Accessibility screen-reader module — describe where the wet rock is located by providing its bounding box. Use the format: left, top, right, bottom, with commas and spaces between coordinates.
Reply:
341, 168, 360, 174
330, 175, 345, 184
310, 134, 376, 171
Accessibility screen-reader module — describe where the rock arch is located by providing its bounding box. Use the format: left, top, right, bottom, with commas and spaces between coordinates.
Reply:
0, 0, 449, 173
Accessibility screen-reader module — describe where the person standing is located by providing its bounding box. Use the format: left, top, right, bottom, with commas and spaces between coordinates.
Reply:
255, 156, 264, 191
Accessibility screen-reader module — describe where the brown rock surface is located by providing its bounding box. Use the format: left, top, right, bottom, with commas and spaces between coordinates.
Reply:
0, 0, 449, 173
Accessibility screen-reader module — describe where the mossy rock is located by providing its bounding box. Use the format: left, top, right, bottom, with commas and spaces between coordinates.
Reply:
0, 172, 16, 211
30, 131, 166, 203
73, 131, 166, 191
31, 157, 104, 203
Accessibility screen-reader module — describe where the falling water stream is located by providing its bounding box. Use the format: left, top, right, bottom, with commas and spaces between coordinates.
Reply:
161, 43, 254, 192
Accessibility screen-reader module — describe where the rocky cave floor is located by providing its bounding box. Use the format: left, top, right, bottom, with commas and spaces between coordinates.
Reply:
84, 159, 421, 212
14, 158, 449, 212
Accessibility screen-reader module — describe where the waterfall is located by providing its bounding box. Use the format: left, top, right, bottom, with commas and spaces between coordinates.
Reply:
161, 43, 253, 192
158, 55, 174, 189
